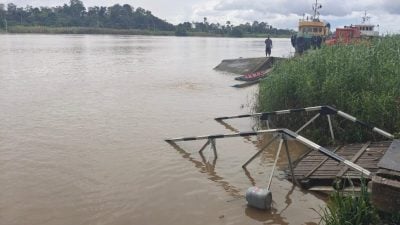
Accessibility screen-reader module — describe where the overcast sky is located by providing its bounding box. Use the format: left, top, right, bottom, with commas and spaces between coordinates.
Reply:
3, 0, 400, 33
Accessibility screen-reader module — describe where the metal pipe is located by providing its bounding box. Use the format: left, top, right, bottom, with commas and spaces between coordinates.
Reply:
199, 139, 211, 153
327, 114, 335, 141
267, 139, 284, 190
214, 106, 323, 121
165, 129, 280, 142
215, 113, 263, 121
242, 110, 318, 168
242, 135, 279, 168
337, 111, 357, 122
296, 113, 320, 133
372, 127, 394, 139
337, 110, 394, 139
211, 139, 217, 159
214, 105, 393, 139
283, 139, 297, 186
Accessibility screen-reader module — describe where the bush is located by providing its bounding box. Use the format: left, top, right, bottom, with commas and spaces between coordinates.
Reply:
257, 36, 400, 144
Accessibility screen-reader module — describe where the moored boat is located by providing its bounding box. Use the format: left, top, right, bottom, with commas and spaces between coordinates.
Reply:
291, 0, 330, 54
325, 11, 379, 45
235, 70, 267, 82
352, 11, 379, 37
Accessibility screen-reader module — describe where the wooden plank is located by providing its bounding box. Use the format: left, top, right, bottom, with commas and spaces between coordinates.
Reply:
376, 168, 400, 178
308, 186, 362, 193
287, 141, 393, 193
336, 142, 371, 178
294, 166, 340, 170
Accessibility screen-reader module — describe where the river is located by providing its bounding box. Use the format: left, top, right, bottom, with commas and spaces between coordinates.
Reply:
0, 34, 325, 225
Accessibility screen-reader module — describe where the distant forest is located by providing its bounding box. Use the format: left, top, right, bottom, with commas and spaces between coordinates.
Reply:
0, 0, 294, 37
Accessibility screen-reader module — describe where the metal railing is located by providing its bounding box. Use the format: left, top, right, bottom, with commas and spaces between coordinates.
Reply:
215, 105, 394, 140
166, 128, 371, 177
165, 105, 394, 188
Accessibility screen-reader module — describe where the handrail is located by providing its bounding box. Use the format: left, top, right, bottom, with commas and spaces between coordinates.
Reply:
214, 105, 394, 139
165, 128, 371, 177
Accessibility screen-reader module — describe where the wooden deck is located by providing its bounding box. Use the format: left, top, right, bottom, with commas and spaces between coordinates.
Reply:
288, 141, 393, 190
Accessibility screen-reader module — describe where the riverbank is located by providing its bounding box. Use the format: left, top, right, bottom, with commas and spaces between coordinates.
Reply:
0, 26, 291, 38
0, 26, 175, 36
257, 35, 400, 144
255, 36, 400, 224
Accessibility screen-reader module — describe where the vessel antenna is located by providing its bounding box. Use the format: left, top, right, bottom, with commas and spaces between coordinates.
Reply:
312, 0, 322, 20
362, 10, 371, 24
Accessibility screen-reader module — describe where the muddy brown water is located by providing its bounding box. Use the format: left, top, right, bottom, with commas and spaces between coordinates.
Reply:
0, 34, 326, 225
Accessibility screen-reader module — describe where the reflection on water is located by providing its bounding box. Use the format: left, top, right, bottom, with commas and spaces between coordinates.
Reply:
166, 141, 242, 198
167, 137, 295, 225
0, 34, 324, 225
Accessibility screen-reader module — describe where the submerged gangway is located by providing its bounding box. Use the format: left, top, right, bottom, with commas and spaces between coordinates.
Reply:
165, 105, 394, 208
214, 105, 395, 190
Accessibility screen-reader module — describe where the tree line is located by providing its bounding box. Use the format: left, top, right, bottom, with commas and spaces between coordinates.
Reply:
176, 18, 293, 37
0, 0, 294, 37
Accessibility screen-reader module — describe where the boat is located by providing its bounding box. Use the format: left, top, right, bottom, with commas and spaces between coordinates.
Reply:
232, 79, 263, 88
291, 0, 330, 54
234, 71, 267, 82
352, 11, 379, 37
325, 11, 379, 45
232, 68, 273, 88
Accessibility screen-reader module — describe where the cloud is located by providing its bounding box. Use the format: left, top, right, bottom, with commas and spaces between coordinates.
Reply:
382, 0, 400, 15
3, 0, 400, 32
190, 0, 400, 32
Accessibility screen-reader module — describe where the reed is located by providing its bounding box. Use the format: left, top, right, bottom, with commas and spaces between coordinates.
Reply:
319, 179, 380, 225
257, 36, 400, 144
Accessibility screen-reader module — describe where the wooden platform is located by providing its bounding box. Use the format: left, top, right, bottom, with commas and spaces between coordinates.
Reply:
288, 141, 393, 190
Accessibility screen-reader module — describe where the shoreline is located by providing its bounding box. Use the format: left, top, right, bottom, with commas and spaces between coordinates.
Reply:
0, 26, 291, 38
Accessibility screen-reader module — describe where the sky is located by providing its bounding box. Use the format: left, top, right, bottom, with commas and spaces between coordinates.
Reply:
3, 0, 400, 33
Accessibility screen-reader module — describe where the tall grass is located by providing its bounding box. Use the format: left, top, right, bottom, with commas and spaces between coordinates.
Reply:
319, 179, 380, 225
258, 36, 400, 144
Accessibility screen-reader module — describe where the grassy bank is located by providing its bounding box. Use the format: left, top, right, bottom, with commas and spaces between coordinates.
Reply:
319, 179, 379, 225
257, 36, 400, 144
319, 178, 400, 225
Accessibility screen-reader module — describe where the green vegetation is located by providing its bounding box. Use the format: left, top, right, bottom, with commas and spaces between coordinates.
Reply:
319, 179, 379, 225
0, 1, 173, 32
6, 25, 175, 36
0, 1, 293, 37
175, 20, 293, 37
318, 178, 400, 225
257, 36, 400, 144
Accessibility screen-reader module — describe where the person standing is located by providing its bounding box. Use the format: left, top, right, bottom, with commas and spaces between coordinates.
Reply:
265, 36, 273, 57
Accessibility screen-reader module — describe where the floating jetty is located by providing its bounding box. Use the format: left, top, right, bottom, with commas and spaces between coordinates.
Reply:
166, 105, 400, 211
289, 141, 392, 191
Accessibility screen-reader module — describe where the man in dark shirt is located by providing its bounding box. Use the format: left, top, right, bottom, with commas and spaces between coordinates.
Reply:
265, 36, 273, 57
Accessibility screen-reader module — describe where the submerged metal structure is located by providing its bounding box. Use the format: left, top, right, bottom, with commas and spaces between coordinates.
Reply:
165, 105, 394, 209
